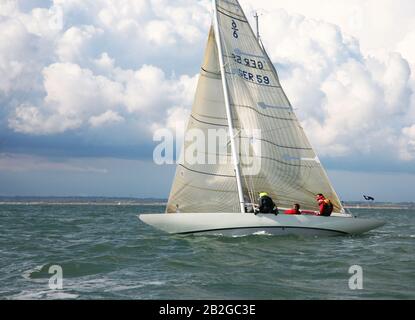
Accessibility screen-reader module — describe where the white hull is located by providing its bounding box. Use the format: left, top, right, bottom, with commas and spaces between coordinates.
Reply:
138, 213, 385, 236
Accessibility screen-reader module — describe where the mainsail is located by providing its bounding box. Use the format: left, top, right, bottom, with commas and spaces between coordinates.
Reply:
167, 0, 343, 213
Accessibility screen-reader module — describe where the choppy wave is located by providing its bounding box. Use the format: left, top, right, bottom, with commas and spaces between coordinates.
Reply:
11, 290, 80, 300
0, 205, 414, 299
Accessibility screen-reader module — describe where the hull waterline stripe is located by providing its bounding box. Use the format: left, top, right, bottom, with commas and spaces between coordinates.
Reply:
176, 225, 350, 235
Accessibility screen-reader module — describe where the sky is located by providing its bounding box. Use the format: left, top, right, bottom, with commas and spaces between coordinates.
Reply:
0, 0, 414, 202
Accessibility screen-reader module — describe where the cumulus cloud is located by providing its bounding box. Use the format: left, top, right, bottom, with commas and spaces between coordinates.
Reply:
0, 17, 44, 94
239, 0, 415, 54
254, 9, 415, 163
89, 110, 124, 128
1, 0, 205, 142
56, 25, 103, 63
9, 103, 81, 135
8, 62, 197, 136
400, 125, 415, 161
397, 31, 415, 66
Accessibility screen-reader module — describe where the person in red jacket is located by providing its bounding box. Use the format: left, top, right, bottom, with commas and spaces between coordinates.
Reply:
284, 203, 301, 215
316, 194, 334, 216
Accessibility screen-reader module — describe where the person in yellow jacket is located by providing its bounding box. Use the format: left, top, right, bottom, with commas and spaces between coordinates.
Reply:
256, 192, 279, 215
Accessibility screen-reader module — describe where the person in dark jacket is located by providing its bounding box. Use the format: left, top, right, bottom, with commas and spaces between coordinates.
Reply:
256, 192, 279, 215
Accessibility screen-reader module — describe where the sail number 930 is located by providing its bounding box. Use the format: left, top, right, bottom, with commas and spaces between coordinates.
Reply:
231, 53, 264, 70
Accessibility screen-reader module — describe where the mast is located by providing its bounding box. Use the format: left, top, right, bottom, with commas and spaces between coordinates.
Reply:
254, 11, 264, 49
212, 0, 245, 213
254, 11, 260, 41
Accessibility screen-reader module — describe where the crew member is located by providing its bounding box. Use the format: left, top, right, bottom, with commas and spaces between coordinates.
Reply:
256, 192, 279, 215
284, 203, 301, 215
316, 194, 333, 216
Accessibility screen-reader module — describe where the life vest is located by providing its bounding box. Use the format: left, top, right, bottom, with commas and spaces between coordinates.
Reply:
284, 208, 301, 215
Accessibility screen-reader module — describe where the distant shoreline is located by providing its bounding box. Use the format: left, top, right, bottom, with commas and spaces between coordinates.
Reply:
1, 203, 411, 209
0, 197, 413, 209
0, 202, 167, 206
0, 197, 167, 206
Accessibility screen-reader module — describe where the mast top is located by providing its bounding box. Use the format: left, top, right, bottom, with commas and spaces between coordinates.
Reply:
254, 11, 260, 41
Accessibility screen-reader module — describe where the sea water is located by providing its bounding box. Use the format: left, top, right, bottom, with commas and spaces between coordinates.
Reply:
0, 205, 414, 300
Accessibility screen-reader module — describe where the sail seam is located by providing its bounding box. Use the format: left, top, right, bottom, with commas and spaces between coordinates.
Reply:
261, 138, 311, 150
190, 115, 229, 127
220, 0, 240, 8
192, 112, 233, 122
173, 182, 238, 194
217, 8, 247, 23
232, 103, 296, 121
179, 164, 236, 178
244, 154, 317, 168
201, 67, 221, 79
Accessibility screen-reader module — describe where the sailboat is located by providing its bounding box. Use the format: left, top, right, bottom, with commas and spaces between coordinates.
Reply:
139, 0, 385, 236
